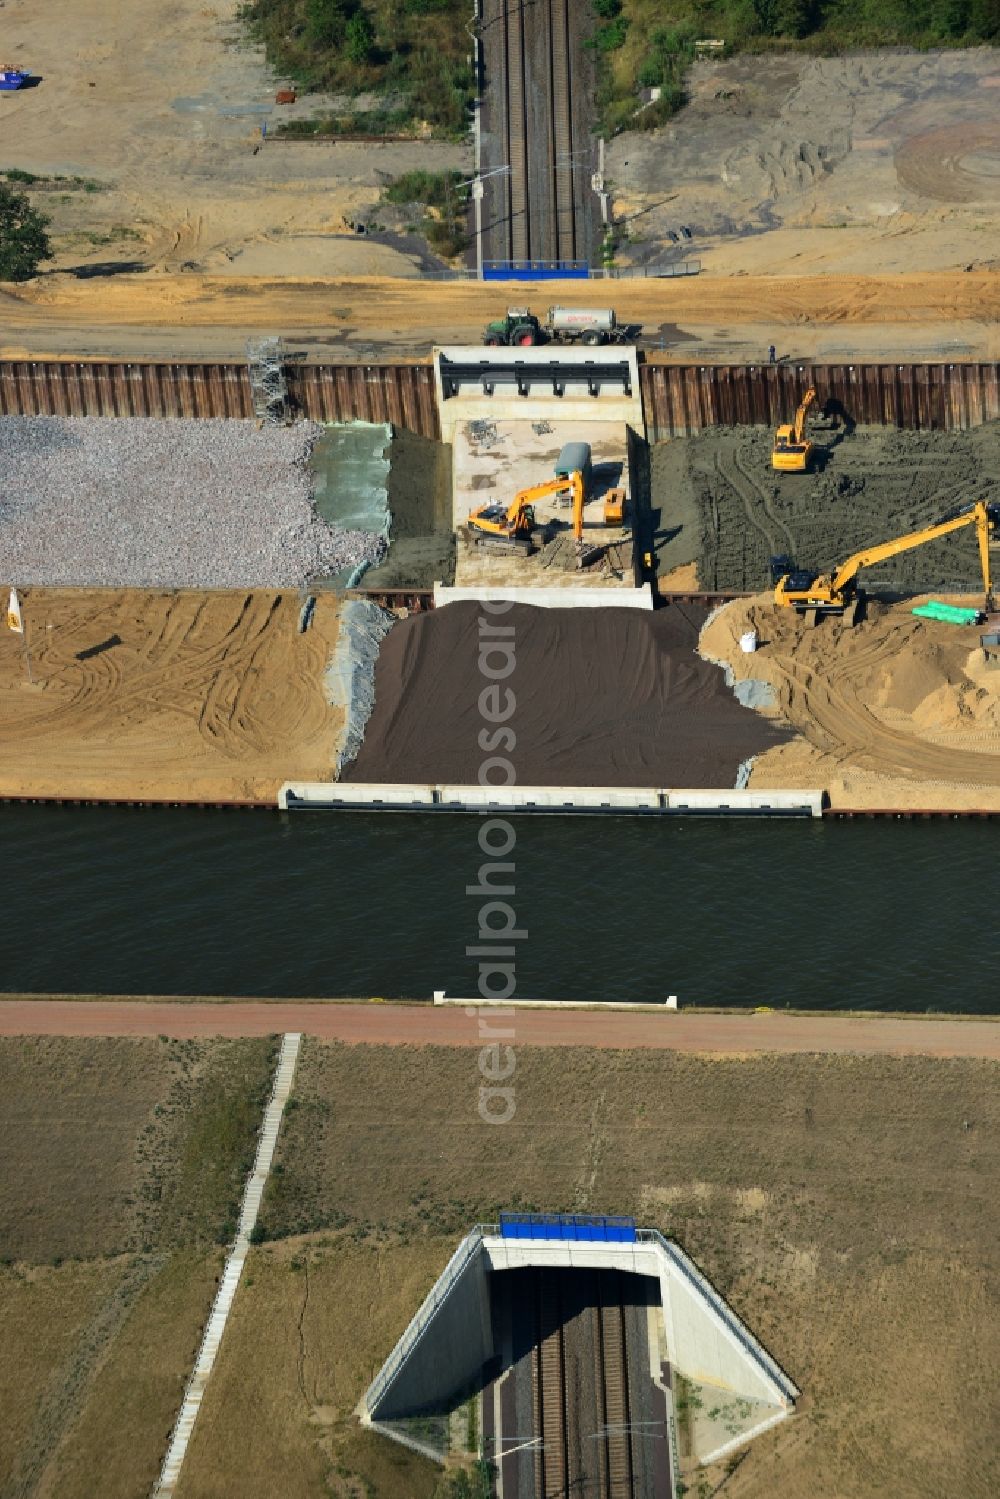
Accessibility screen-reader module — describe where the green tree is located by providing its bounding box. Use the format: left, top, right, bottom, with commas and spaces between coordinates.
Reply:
969, 0, 1000, 37
0, 182, 51, 282
346, 8, 375, 61
772, 0, 818, 35
305, 0, 346, 47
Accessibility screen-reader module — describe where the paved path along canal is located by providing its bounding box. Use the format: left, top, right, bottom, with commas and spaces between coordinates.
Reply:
2, 998, 998, 1057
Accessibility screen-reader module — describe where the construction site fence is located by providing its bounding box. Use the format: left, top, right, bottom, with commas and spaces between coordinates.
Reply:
2, 358, 1000, 437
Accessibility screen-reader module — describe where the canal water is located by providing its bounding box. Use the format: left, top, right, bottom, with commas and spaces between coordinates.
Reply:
2, 805, 996, 1012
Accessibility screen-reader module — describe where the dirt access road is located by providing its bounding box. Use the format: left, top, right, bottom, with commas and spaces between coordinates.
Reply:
2, 270, 999, 362
2, 998, 998, 1057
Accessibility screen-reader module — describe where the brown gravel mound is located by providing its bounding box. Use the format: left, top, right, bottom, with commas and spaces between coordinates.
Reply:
345, 601, 789, 787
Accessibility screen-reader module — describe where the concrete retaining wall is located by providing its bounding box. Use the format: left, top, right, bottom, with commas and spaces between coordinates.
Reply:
364, 1227, 796, 1442
279, 782, 824, 817
365, 1231, 494, 1421
433, 583, 653, 609
433, 346, 644, 441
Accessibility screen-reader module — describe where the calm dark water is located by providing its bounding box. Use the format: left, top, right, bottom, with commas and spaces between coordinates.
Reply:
0, 805, 995, 1011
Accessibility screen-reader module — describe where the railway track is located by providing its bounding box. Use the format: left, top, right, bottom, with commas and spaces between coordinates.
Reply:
599, 1273, 635, 1499
492, 0, 584, 264
524, 1267, 652, 1498
548, 0, 576, 263
535, 1272, 569, 1497
502, 0, 530, 261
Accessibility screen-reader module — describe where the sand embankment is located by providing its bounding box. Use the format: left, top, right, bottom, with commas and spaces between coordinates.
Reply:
0, 589, 343, 803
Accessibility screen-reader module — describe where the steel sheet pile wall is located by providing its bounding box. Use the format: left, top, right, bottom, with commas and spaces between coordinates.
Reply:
3, 360, 999, 441
0, 361, 440, 436
640, 362, 1000, 440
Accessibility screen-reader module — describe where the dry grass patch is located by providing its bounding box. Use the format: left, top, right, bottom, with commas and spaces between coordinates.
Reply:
0, 1037, 178, 1261
0, 1035, 278, 1496
36, 1249, 223, 1499
0, 1259, 126, 1496
0, 1036, 277, 1261
178, 1235, 445, 1499
251, 1042, 999, 1499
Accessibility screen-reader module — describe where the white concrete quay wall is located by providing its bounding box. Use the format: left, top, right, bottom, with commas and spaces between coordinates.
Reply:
433, 345, 644, 439
278, 782, 824, 818
433, 583, 654, 610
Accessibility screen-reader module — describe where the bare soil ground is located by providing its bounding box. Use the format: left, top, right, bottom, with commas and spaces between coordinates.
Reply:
0, 0, 468, 279
651, 423, 1000, 594
700, 596, 1000, 811
181, 1040, 999, 1499
0, 589, 342, 802
610, 49, 1000, 278
0, 1035, 275, 1497
364, 428, 455, 590
2, 270, 999, 362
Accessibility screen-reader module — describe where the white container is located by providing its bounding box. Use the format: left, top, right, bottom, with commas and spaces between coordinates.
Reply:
739, 629, 758, 654
546, 306, 617, 332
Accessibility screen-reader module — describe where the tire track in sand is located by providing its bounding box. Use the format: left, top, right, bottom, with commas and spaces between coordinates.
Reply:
771, 619, 1000, 784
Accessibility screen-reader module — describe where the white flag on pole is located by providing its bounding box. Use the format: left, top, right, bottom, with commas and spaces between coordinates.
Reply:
7, 588, 23, 634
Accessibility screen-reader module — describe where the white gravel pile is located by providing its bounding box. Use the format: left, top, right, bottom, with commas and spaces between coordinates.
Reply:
0, 416, 387, 588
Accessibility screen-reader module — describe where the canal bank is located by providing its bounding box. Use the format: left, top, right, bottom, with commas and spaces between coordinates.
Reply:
2, 804, 997, 1012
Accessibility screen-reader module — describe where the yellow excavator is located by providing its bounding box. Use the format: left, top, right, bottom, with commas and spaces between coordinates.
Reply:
772, 387, 817, 472
773, 500, 998, 625
466, 472, 585, 557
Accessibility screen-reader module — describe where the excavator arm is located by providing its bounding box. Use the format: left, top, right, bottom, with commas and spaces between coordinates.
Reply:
505, 473, 585, 536
468, 470, 587, 556
829, 502, 994, 597
793, 388, 817, 444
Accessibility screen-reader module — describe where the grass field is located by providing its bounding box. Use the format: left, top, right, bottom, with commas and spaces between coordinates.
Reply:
5, 1036, 997, 1497
180, 1039, 999, 1499
177, 1235, 447, 1499
0, 1036, 276, 1498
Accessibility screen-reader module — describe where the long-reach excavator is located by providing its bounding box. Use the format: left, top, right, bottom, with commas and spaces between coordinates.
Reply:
772, 387, 817, 472
466, 472, 586, 557
773, 500, 998, 624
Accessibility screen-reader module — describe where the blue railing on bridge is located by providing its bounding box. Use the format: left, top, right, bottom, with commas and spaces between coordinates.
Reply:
500, 1213, 636, 1242
483, 260, 591, 281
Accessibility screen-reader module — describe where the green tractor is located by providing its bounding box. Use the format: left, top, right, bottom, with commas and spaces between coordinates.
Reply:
482, 307, 543, 347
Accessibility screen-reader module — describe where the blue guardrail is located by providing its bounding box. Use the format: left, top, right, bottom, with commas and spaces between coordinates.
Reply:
500, 1213, 637, 1243
483, 260, 591, 281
